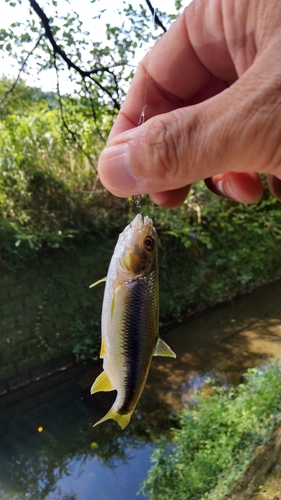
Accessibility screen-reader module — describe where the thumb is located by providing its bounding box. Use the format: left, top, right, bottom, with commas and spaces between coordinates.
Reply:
98, 106, 213, 196
98, 61, 281, 197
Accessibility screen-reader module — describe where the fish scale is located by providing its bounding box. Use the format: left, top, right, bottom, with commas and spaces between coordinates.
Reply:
120, 275, 157, 415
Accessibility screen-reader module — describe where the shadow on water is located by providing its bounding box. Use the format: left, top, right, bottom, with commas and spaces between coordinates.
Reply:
1, 280, 281, 499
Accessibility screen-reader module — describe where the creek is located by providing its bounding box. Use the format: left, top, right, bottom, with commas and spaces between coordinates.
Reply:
1, 279, 281, 500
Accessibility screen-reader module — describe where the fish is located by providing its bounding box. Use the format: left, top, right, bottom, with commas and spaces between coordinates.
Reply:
90, 213, 176, 430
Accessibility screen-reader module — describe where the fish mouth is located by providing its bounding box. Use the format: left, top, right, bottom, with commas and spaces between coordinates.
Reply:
117, 213, 157, 257
130, 213, 153, 231
121, 214, 154, 242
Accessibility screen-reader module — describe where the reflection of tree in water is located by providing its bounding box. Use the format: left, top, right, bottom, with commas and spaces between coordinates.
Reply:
0, 451, 80, 500
0, 375, 174, 500
0, 426, 158, 499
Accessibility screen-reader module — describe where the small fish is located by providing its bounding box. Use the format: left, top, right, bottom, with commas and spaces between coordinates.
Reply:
91, 213, 176, 430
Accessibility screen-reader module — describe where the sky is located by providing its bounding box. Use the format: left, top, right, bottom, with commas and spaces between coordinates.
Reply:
1, 0, 192, 93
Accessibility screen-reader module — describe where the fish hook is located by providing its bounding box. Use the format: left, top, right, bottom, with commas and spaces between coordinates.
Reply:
132, 195, 143, 219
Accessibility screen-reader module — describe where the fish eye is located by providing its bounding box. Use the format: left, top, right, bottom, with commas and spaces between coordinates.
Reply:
143, 236, 155, 251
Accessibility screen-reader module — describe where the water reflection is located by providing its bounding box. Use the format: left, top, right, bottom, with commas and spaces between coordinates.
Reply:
44, 446, 153, 500
0, 363, 164, 500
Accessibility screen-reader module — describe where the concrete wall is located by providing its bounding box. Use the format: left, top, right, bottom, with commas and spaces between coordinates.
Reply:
0, 240, 110, 394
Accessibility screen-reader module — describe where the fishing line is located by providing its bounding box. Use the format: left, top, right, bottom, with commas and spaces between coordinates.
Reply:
137, 5, 156, 126
132, 7, 157, 213
132, 57, 150, 213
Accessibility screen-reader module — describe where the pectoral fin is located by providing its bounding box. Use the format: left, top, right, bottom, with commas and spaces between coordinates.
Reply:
154, 338, 176, 358
89, 277, 107, 288
91, 371, 114, 394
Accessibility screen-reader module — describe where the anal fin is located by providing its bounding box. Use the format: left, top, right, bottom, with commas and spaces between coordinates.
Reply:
154, 338, 176, 358
91, 371, 114, 394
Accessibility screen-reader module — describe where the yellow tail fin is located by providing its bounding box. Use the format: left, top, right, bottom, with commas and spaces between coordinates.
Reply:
93, 407, 133, 430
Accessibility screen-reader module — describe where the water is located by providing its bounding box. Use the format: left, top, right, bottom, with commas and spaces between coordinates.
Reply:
0, 355, 213, 500
1, 280, 281, 499
44, 447, 153, 500
0, 363, 157, 500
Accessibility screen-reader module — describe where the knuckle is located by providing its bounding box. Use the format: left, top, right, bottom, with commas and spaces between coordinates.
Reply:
248, 82, 281, 174
144, 110, 201, 187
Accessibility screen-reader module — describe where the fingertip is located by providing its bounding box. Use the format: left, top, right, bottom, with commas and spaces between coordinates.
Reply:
97, 143, 140, 195
149, 185, 191, 208
205, 173, 263, 203
267, 174, 281, 201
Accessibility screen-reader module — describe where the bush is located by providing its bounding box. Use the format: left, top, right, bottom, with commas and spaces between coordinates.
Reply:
141, 363, 281, 500
0, 99, 127, 265
145, 187, 281, 322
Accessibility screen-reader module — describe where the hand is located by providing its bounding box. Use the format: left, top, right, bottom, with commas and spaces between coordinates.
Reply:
98, 0, 281, 208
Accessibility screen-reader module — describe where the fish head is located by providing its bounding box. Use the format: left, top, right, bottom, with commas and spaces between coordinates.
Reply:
116, 214, 158, 277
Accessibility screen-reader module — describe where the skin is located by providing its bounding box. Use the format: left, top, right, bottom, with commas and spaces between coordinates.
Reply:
97, 0, 281, 208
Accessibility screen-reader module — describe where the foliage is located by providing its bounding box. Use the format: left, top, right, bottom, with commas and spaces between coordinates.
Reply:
0, 0, 181, 200
1, 0, 182, 114
1, 82, 281, 364
0, 79, 124, 266
0, 75, 56, 118
141, 362, 281, 500
137, 186, 281, 321
1, 75, 281, 357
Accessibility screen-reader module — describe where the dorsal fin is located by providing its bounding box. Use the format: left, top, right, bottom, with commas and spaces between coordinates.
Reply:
89, 277, 107, 288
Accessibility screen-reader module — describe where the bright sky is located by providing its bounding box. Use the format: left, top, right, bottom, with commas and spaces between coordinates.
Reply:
1, 0, 192, 92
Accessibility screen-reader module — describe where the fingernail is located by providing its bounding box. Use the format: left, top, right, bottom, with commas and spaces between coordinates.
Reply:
217, 179, 247, 203
98, 143, 139, 191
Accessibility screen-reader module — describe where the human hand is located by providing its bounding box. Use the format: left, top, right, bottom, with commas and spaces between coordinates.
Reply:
98, 0, 281, 208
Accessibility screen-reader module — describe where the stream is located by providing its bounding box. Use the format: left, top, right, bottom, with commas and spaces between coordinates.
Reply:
1, 279, 281, 500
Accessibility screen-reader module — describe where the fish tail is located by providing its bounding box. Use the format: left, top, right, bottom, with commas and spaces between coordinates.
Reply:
93, 407, 133, 430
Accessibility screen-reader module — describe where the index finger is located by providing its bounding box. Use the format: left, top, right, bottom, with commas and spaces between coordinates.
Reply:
108, 2, 237, 142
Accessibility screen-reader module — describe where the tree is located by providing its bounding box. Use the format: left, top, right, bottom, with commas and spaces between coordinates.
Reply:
1, 1, 182, 129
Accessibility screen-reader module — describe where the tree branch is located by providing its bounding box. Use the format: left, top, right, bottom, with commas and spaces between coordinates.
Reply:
28, 0, 121, 109
29, 0, 99, 77
144, 0, 167, 33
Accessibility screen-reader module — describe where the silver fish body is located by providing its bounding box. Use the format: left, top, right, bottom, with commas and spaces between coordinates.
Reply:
91, 214, 176, 429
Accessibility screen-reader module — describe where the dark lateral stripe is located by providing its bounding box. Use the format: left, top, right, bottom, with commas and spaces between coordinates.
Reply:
119, 273, 157, 415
